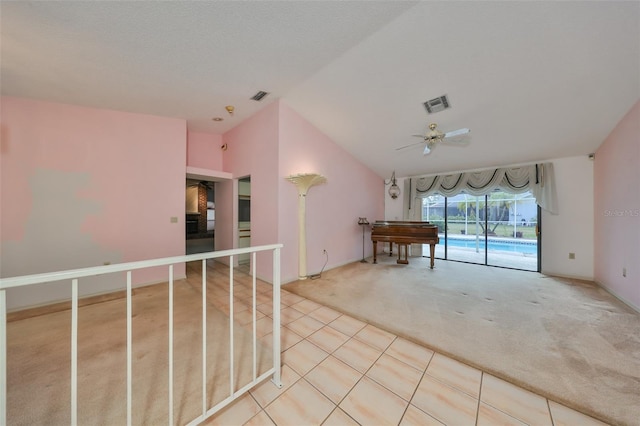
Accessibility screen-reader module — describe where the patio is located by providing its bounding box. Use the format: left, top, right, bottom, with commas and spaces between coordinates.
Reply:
427, 239, 538, 271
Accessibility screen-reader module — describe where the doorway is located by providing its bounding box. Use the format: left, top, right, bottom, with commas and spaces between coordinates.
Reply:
238, 177, 251, 265
185, 179, 215, 255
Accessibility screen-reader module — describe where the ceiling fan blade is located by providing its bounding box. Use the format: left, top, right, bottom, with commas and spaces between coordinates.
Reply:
443, 128, 471, 145
444, 128, 470, 138
396, 140, 424, 151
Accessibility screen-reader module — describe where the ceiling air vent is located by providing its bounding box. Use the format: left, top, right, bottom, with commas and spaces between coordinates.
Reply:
423, 95, 450, 114
250, 91, 270, 101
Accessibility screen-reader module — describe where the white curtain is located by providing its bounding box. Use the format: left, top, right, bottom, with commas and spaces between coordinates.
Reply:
407, 162, 558, 216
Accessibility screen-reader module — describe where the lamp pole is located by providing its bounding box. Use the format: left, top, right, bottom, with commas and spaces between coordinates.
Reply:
358, 218, 370, 263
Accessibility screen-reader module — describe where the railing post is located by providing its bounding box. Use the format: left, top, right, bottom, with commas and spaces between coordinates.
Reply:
201, 260, 207, 416
1, 289, 7, 426
168, 265, 174, 426
271, 248, 282, 388
252, 252, 257, 381
126, 271, 132, 426
71, 279, 78, 426
228, 257, 234, 396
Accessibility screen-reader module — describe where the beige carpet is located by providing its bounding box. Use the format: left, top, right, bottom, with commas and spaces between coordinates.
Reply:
283, 255, 640, 426
7, 262, 273, 425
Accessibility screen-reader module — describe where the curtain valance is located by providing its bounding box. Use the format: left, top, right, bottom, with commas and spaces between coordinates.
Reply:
410, 162, 558, 214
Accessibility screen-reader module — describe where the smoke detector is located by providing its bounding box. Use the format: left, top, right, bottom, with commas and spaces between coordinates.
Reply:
423, 95, 450, 114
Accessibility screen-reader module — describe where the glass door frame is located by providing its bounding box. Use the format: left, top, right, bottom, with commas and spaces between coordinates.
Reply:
424, 192, 540, 272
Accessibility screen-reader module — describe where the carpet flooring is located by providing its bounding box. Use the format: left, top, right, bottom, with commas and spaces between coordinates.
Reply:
283, 255, 640, 426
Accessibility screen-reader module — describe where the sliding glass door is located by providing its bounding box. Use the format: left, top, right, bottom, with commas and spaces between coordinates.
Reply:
447, 194, 487, 264
485, 191, 538, 269
421, 191, 539, 271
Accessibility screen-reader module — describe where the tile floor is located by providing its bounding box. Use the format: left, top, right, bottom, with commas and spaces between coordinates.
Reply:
204, 286, 608, 426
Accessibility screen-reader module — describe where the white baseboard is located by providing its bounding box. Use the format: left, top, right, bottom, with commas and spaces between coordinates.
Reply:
593, 280, 640, 313
544, 272, 640, 313
541, 270, 594, 282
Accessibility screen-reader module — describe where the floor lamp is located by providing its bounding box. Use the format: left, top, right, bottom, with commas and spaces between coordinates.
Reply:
358, 217, 370, 263
286, 173, 327, 279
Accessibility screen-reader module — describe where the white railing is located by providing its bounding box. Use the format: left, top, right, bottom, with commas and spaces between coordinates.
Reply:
0, 244, 283, 426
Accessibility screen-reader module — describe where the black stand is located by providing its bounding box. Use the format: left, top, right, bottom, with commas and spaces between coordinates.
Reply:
358, 218, 369, 263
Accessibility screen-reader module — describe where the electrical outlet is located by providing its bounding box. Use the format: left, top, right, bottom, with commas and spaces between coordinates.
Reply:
623, 267, 627, 277
568, 252, 575, 259
170, 216, 178, 223
323, 249, 327, 255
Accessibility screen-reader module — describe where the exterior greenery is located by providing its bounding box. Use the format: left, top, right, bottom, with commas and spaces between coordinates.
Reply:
422, 191, 538, 240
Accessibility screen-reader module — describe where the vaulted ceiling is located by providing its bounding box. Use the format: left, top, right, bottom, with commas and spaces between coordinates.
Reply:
2, 1, 638, 178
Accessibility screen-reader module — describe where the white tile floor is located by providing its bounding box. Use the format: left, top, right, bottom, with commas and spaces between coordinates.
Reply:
204, 286, 609, 426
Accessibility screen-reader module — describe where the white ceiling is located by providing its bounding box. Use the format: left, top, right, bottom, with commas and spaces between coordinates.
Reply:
2, 1, 638, 179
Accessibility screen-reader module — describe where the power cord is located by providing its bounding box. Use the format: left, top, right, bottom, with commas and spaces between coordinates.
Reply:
308, 250, 329, 280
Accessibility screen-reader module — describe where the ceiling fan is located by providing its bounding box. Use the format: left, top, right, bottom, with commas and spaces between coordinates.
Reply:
397, 123, 471, 155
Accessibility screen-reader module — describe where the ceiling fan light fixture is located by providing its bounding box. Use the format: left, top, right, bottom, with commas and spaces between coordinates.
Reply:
427, 123, 444, 141
398, 123, 470, 154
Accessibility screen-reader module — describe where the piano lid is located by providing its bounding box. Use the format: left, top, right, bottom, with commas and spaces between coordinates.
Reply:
373, 220, 432, 226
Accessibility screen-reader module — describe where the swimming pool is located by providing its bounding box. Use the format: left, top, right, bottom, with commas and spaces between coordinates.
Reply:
445, 237, 538, 255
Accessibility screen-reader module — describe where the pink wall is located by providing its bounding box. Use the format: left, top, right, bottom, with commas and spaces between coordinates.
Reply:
1, 97, 187, 309
187, 131, 224, 170
0, 95, 384, 307
218, 102, 280, 279
594, 100, 640, 309
278, 102, 384, 281
216, 100, 383, 284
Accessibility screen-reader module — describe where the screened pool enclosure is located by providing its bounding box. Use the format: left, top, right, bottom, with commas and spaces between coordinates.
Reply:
422, 192, 539, 271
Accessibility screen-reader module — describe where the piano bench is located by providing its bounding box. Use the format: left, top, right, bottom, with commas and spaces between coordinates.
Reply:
396, 243, 409, 264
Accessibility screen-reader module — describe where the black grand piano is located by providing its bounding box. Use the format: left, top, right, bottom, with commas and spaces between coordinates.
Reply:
371, 221, 439, 269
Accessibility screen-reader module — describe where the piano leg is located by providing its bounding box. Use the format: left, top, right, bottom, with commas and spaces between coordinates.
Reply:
389, 242, 393, 256
429, 243, 436, 269
373, 241, 378, 264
